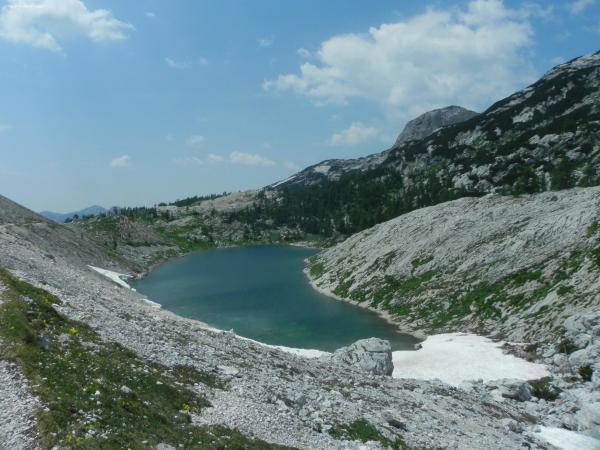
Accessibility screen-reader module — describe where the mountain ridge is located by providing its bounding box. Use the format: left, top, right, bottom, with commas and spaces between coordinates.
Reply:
394, 105, 478, 146
234, 50, 600, 237
40, 205, 107, 223
269, 105, 477, 190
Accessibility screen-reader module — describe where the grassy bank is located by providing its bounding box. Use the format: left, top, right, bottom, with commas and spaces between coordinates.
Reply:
0, 267, 289, 449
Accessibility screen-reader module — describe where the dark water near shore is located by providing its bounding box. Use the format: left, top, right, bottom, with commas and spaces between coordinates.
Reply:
131, 246, 418, 352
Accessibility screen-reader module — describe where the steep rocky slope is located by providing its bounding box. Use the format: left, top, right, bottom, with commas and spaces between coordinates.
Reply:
1, 195, 562, 449
307, 187, 600, 344
0, 195, 133, 272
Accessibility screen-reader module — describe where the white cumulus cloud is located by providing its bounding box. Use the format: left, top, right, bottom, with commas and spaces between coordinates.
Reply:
329, 123, 378, 146
569, 0, 596, 14
258, 37, 272, 47
186, 135, 205, 148
296, 47, 311, 58
0, 0, 133, 52
264, 0, 536, 117
229, 151, 275, 167
144, 11, 156, 19
109, 155, 130, 169
166, 57, 191, 70
207, 153, 224, 163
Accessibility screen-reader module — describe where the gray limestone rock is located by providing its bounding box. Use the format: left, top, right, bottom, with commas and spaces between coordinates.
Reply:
394, 105, 478, 146
326, 338, 394, 376
500, 381, 534, 402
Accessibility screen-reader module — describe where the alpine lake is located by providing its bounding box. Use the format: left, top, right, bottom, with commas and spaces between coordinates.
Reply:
131, 245, 418, 352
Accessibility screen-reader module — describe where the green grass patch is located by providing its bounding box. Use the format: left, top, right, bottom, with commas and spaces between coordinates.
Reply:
556, 337, 578, 355
591, 246, 600, 270
0, 267, 288, 449
333, 279, 353, 298
373, 271, 436, 309
309, 261, 326, 278
587, 221, 599, 238
556, 285, 574, 296
511, 269, 542, 287
329, 419, 410, 450
529, 377, 561, 401
579, 365, 593, 382
411, 255, 433, 269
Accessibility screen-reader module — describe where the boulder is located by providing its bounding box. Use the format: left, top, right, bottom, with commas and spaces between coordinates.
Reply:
579, 402, 600, 436
569, 344, 600, 369
155, 444, 175, 450
326, 338, 394, 376
382, 409, 408, 430
495, 379, 533, 402
504, 383, 533, 402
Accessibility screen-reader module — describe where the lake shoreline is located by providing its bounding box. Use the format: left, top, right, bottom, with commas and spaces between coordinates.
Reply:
303, 265, 428, 342
134, 241, 323, 280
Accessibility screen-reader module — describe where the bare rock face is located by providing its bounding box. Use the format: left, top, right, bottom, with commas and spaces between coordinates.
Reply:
394, 105, 478, 146
308, 187, 600, 344
326, 338, 394, 376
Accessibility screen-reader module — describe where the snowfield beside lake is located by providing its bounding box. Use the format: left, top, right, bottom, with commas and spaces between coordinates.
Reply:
535, 426, 600, 450
277, 332, 549, 386
391, 333, 549, 386
89, 265, 132, 289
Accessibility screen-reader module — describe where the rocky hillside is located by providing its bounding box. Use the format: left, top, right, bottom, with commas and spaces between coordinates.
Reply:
237, 51, 600, 236
0, 195, 564, 450
307, 187, 600, 346
0, 195, 132, 272
269, 106, 477, 190
69, 190, 306, 271
394, 106, 478, 146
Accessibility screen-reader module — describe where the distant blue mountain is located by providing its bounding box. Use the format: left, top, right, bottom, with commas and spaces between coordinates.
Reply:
40, 205, 107, 223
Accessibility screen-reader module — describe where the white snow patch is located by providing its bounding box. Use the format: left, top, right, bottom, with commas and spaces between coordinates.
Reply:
270, 175, 295, 188
392, 333, 549, 386
313, 165, 331, 175
535, 426, 600, 450
141, 298, 161, 309
235, 334, 328, 358
88, 266, 132, 290
270, 345, 328, 358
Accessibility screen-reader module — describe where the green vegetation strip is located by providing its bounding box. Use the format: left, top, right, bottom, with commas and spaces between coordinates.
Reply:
329, 419, 411, 450
0, 267, 289, 449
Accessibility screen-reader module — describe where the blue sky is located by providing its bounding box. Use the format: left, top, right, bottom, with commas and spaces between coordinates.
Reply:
0, 0, 599, 212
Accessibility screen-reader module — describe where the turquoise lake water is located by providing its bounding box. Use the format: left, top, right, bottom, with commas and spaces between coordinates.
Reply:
131, 245, 418, 352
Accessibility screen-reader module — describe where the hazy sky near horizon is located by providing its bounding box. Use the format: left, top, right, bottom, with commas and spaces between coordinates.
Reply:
0, 0, 599, 212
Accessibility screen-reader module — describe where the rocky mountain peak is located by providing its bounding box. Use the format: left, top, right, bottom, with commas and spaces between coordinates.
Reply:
394, 105, 478, 146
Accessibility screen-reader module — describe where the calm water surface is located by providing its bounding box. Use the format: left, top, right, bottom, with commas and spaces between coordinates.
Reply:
132, 246, 418, 352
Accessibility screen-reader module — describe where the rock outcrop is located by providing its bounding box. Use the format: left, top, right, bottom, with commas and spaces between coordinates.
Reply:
394, 105, 478, 145
325, 338, 394, 376
307, 187, 600, 344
